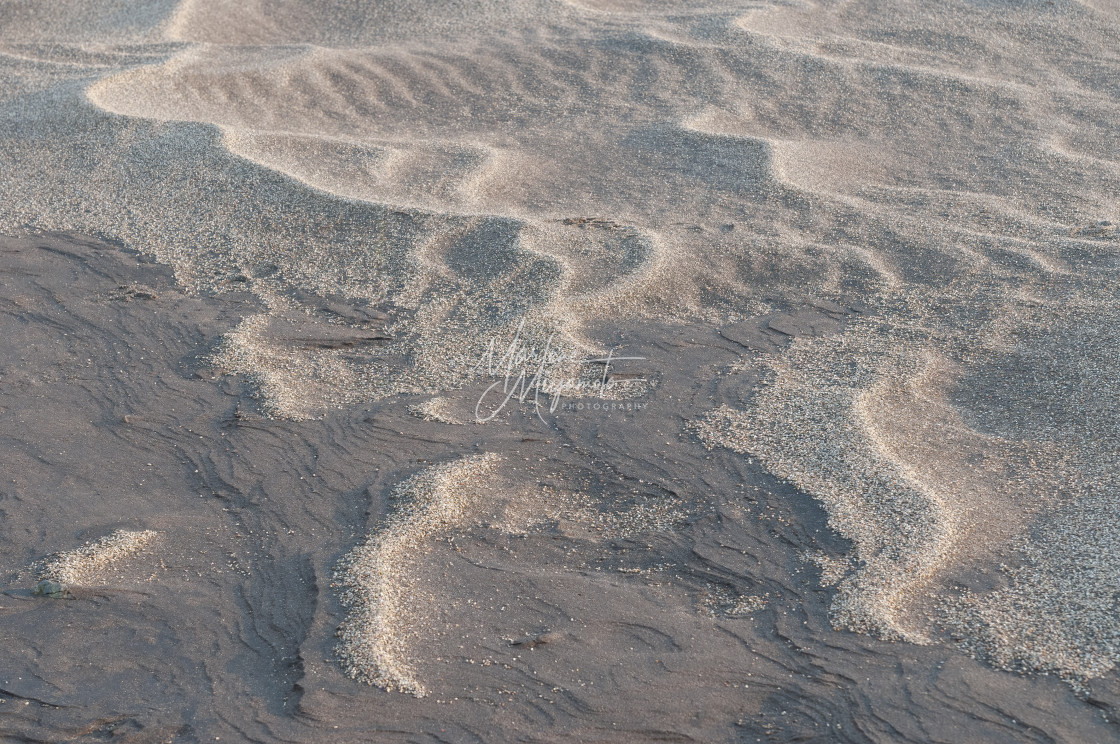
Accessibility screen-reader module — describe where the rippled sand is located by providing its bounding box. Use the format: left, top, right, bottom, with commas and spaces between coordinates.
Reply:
3, 0, 1120, 736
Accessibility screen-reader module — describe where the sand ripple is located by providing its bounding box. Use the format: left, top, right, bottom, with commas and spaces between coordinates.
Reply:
3, 0, 1120, 692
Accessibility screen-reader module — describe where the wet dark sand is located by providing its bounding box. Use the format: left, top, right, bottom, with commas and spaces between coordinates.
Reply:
2, 232, 1117, 743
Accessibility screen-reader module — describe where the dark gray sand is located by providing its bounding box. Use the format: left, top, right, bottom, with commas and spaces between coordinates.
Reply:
1, 232, 1117, 742
4, 0, 1120, 741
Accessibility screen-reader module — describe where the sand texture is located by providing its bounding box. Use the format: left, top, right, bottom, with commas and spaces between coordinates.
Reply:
334, 453, 503, 695
1, 0, 1120, 741
36, 529, 158, 587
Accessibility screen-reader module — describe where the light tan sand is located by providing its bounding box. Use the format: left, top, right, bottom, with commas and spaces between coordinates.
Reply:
332, 452, 688, 696
3, 0, 1120, 691
408, 396, 466, 425
696, 275, 1120, 684
36, 529, 158, 586
938, 292, 1120, 687
333, 453, 502, 695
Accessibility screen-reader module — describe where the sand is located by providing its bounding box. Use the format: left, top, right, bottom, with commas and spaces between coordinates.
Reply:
2, 0, 1120, 741
334, 453, 503, 695
35, 529, 158, 587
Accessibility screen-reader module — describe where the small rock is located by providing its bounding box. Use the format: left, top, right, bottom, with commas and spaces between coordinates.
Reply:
33, 579, 69, 598
511, 630, 564, 648
110, 284, 159, 302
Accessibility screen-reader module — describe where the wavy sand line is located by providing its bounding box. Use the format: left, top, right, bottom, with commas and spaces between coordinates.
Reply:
693, 339, 949, 641
854, 352, 1061, 633
87, 51, 675, 414
11, 0, 1120, 694
333, 453, 502, 696
694, 302, 1057, 641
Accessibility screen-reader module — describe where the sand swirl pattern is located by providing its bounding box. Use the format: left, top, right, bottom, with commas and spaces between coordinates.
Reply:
2, 0, 1120, 723
333, 453, 502, 696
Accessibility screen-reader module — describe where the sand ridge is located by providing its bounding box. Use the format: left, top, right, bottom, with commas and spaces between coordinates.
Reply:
35, 529, 159, 587
3, 0, 1120, 708
333, 453, 503, 696
4, 231, 1120, 740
